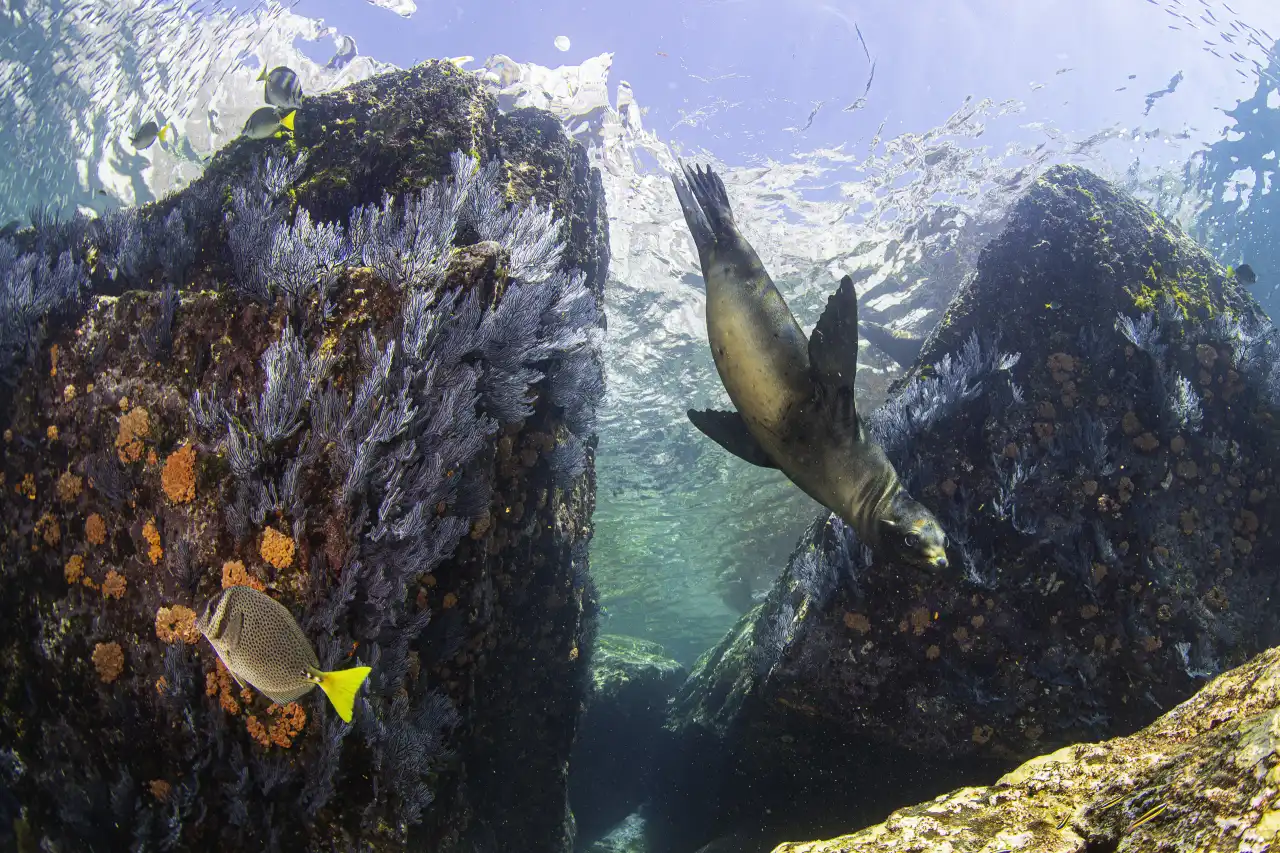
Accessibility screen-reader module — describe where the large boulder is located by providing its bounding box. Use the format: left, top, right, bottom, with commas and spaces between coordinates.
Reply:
649, 164, 1280, 851
0, 60, 607, 853
570, 634, 686, 847
773, 643, 1280, 852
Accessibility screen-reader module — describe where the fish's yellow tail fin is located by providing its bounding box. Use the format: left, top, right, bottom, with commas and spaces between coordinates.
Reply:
279, 110, 297, 132
316, 665, 371, 722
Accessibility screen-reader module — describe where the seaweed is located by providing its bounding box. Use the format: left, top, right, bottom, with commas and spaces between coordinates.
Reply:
868, 331, 1020, 466
140, 283, 180, 359
0, 239, 87, 382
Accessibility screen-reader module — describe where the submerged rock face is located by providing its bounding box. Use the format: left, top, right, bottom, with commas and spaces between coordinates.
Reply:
773, 644, 1280, 852
0, 60, 607, 853
650, 165, 1280, 851
570, 634, 686, 847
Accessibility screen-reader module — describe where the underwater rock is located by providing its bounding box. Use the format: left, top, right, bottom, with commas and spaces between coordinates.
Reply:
0, 59, 607, 853
585, 812, 649, 853
771, 643, 1280, 852
570, 635, 686, 848
651, 164, 1280, 851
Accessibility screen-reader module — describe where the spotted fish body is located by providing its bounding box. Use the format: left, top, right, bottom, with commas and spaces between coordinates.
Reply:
197, 585, 371, 721
672, 162, 948, 570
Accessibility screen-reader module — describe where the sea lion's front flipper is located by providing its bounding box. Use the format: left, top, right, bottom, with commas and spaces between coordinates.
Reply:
858, 319, 925, 369
687, 408, 779, 468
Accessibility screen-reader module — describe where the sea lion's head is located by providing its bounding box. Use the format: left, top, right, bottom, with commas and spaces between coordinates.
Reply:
880, 493, 949, 571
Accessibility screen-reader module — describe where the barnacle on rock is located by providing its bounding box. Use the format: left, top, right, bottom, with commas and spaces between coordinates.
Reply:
246, 702, 307, 749
1133, 432, 1160, 452
142, 518, 162, 564
92, 641, 124, 683
85, 512, 106, 545
259, 527, 295, 569
101, 569, 126, 600
35, 512, 60, 547
155, 605, 200, 644
844, 612, 871, 634
221, 559, 264, 591
64, 554, 84, 584
1047, 352, 1075, 382
55, 471, 82, 503
206, 659, 241, 715
16, 473, 35, 500
116, 407, 150, 463
160, 444, 196, 504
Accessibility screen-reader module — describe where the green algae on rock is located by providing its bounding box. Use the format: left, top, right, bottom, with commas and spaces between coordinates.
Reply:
772, 643, 1280, 853
0, 59, 607, 853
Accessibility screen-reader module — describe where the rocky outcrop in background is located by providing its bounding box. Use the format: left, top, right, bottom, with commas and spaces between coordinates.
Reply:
0, 60, 607, 853
569, 634, 686, 849
649, 165, 1280, 851
773, 643, 1280, 852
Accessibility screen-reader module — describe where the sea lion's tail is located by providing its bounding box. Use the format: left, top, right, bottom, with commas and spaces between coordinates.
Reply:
672, 162, 735, 252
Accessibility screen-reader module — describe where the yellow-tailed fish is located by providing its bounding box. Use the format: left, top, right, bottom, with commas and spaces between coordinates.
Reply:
130, 121, 170, 149
258, 65, 304, 110
241, 107, 296, 140
196, 585, 371, 722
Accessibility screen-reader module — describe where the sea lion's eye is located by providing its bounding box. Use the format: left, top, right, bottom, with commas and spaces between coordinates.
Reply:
904, 534, 920, 549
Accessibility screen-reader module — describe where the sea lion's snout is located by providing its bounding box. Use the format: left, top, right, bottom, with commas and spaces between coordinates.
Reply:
881, 494, 950, 571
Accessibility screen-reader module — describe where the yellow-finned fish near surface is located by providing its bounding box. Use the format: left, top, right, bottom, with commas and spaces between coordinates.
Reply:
241, 106, 296, 140
258, 65, 304, 110
196, 585, 372, 723
130, 120, 170, 150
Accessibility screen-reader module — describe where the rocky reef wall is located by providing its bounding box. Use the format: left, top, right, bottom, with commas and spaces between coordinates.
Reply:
773, 642, 1280, 852
650, 164, 1280, 852
0, 60, 607, 853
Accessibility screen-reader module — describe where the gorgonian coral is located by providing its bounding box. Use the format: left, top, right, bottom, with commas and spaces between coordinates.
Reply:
176, 148, 605, 840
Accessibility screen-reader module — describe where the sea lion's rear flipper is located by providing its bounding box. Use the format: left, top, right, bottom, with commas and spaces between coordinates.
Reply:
857, 319, 925, 369
809, 275, 862, 431
687, 408, 779, 468
672, 162, 736, 251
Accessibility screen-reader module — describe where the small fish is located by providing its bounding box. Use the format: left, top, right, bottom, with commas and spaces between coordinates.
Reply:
1126, 801, 1169, 831
1234, 263, 1257, 284
197, 585, 372, 722
130, 120, 170, 149
241, 107, 296, 140
258, 65, 304, 110
325, 34, 357, 70
1045, 301, 1061, 310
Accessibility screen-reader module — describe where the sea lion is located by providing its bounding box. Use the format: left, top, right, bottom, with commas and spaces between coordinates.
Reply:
672, 163, 948, 570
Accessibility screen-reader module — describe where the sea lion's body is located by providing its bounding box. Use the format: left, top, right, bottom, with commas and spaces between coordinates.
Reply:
673, 163, 946, 566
